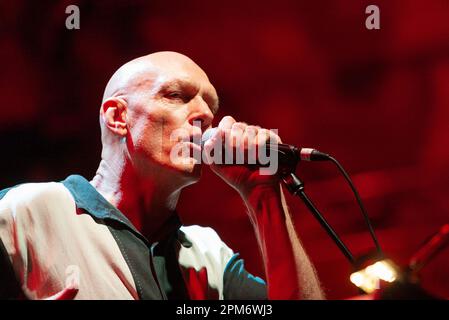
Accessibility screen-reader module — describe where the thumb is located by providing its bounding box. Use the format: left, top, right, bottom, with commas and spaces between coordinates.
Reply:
45, 286, 79, 300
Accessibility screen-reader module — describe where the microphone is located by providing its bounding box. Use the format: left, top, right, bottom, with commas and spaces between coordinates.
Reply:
201, 127, 330, 162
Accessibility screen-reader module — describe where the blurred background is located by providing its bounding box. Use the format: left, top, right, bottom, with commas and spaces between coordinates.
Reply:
1, 0, 449, 299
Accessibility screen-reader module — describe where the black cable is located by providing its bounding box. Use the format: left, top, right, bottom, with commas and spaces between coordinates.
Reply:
326, 155, 383, 257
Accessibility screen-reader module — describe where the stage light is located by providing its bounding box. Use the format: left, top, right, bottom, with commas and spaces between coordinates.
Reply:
350, 259, 399, 293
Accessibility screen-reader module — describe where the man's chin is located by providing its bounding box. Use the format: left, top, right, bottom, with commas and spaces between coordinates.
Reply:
176, 159, 203, 182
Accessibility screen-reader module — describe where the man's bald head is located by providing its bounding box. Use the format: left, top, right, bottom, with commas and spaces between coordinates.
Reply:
102, 51, 211, 103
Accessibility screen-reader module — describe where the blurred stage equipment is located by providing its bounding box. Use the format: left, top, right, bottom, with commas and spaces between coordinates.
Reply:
349, 224, 449, 299
350, 258, 399, 294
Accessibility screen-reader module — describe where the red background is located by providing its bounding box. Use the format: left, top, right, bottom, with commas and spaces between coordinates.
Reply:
1, 0, 449, 299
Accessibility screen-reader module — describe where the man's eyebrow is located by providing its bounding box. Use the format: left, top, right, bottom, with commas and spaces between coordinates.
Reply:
156, 79, 197, 92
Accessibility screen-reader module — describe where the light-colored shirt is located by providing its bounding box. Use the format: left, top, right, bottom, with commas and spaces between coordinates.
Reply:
0, 175, 266, 300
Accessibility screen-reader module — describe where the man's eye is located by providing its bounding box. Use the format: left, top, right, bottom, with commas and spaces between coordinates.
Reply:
166, 92, 183, 99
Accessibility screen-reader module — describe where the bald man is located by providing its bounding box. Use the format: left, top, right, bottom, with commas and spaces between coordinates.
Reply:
0, 52, 323, 300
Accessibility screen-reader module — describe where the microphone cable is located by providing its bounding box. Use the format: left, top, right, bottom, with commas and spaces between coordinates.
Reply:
325, 154, 383, 258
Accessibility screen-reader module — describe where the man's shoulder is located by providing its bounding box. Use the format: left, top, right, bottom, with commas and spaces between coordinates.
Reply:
0, 180, 72, 210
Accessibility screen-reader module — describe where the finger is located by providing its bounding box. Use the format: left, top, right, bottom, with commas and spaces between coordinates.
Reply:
230, 122, 246, 151
218, 116, 236, 130
203, 127, 225, 165
257, 128, 282, 145
245, 125, 260, 147
245, 126, 259, 163
268, 130, 282, 144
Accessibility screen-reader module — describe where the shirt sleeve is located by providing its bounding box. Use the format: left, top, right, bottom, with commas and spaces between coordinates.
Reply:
223, 253, 267, 300
0, 188, 25, 299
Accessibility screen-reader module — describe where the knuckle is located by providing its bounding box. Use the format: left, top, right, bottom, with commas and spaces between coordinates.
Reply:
258, 128, 270, 136
224, 115, 236, 123
231, 122, 245, 132
219, 116, 236, 129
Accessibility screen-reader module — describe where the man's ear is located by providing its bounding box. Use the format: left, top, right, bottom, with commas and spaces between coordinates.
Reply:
101, 97, 128, 137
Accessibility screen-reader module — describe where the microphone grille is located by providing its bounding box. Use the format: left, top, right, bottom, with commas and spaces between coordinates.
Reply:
201, 127, 218, 146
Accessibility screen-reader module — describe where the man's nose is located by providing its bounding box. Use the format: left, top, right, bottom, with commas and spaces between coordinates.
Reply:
188, 97, 214, 130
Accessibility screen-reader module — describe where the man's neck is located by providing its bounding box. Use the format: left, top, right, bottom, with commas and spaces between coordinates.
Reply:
90, 159, 181, 242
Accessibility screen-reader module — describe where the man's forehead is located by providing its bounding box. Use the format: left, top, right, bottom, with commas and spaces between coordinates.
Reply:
152, 59, 212, 86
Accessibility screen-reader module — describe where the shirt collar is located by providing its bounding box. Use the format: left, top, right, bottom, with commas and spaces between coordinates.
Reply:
61, 174, 183, 244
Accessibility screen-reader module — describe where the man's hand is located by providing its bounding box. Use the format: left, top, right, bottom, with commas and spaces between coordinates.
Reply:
204, 116, 324, 299
44, 271, 79, 300
204, 116, 283, 201
45, 286, 78, 300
